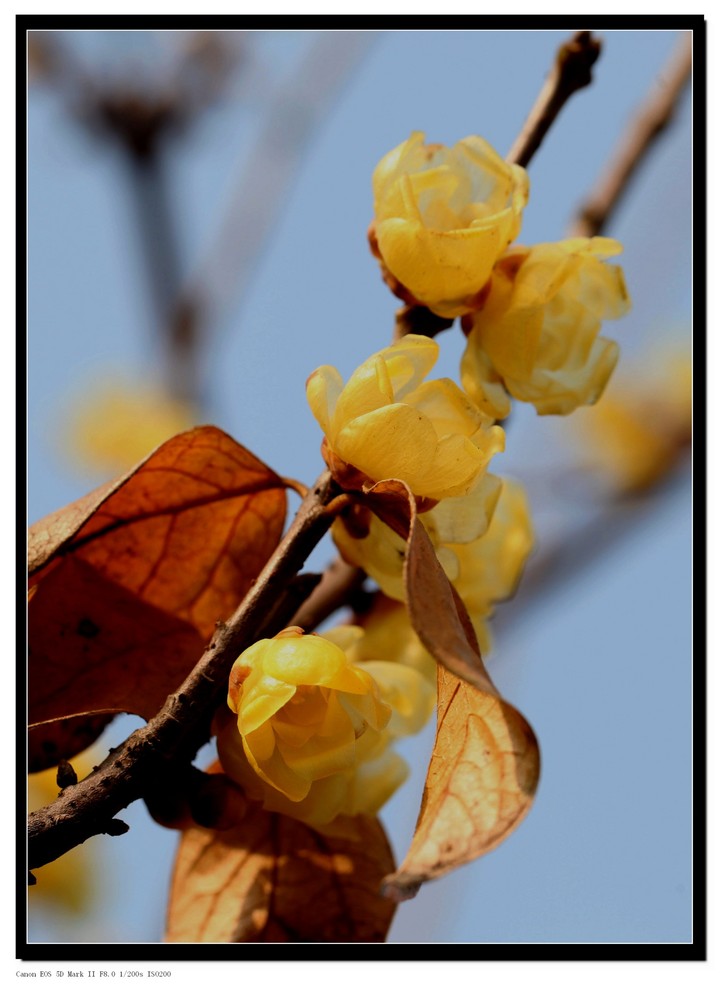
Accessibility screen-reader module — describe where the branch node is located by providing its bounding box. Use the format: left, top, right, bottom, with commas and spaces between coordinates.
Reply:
557, 30, 602, 94
56, 759, 78, 789
324, 493, 355, 519
104, 818, 130, 837
507, 30, 602, 168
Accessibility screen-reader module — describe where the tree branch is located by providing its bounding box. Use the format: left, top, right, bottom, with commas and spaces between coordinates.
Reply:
506, 30, 602, 169
568, 32, 692, 238
291, 557, 367, 633
29, 27, 682, 877
28, 472, 338, 871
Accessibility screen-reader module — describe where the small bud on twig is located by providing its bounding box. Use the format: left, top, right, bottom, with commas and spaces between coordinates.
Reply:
56, 760, 78, 789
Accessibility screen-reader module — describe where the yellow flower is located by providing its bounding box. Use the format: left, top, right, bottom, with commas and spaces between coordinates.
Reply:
372, 131, 530, 318
64, 376, 196, 475
307, 335, 504, 501
571, 349, 691, 494
339, 595, 437, 685
217, 627, 408, 829
333, 477, 533, 655
461, 238, 631, 416
323, 617, 437, 735
448, 478, 533, 622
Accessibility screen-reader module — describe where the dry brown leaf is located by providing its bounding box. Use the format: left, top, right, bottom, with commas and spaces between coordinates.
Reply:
383, 665, 540, 900
166, 801, 396, 943
359, 478, 540, 899
28, 557, 206, 726
28, 478, 122, 576
365, 479, 492, 691
29, 426, 287, 639
28, 713, 116, 774
27, 427, 287, 759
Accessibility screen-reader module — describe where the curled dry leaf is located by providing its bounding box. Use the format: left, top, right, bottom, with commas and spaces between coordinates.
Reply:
363, 479, 493, 691
27, 427, 287, 761
357, 478, 540, 899
166, 797, 396, 943
383, 666, 540, 900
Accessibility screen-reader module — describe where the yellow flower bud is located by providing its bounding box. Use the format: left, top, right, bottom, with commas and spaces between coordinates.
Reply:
372, 131, 530, 318
307, 335, 504, 501
461, 238, 631, 416
217, 627, 405, 829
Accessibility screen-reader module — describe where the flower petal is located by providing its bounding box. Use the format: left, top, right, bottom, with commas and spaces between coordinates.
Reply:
306, 365, 344, 441
334, 402, 440, 492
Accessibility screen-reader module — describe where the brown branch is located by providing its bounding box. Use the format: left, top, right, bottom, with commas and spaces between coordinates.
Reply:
569, 32, 692, 238
28, 472, 339, 871
506, 31, 602, 169
291, 557, 368, 633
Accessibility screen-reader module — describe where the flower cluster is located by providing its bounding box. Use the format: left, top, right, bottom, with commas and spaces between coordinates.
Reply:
372, 133, 630, 417
569, 349, 691, 493
219, 130, 630, 833
65, 376, 196, 474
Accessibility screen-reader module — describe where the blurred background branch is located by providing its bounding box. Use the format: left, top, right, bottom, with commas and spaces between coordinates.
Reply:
29, 30, 376, 406
569, 30, 692, 238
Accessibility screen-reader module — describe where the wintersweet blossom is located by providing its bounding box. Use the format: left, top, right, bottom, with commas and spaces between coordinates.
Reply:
333, 477, 533, 654
216, 627, 419, 829
323, 618, 437, 734
372, 131, 530, 317
461, 238, 631, 417
65, 377, 196, 474
306, 335, 504, 501
342, 595, 437, 686
570, 350, 691, 494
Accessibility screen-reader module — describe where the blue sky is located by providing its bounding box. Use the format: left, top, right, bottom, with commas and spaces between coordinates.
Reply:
27, 27, 693, 946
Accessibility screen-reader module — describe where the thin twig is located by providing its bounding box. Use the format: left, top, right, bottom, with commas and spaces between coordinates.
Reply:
291, 558, 367, 633
506, 31, 602, 169
569, 32, 692, 238
28, 472, 338, 870
29, 32, 243, 405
